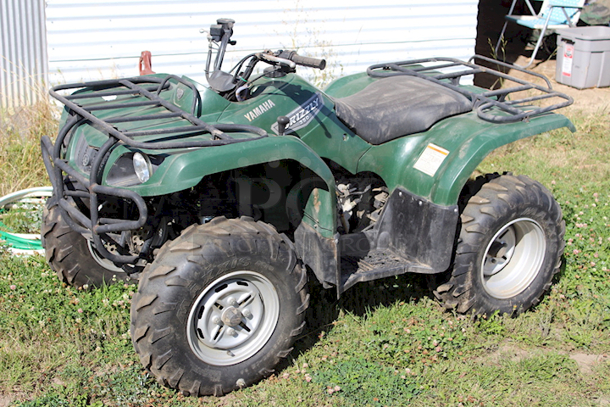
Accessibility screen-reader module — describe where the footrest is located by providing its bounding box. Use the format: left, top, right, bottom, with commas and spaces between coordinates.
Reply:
339, 248, 433, 293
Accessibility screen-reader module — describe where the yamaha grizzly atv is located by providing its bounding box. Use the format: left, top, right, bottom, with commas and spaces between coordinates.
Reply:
41, 18, 574, 396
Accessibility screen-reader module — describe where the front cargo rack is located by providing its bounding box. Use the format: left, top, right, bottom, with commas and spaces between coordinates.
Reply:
367, 55, 573, 123
49, 74, 268, 149
42, 75, 269, 266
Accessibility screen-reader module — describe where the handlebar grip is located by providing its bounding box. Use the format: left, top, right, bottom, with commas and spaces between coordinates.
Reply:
281, 51, 326, 70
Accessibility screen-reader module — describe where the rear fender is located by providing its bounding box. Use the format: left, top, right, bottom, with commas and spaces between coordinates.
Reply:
433, 114, 575, 205
357, 112, 575, 206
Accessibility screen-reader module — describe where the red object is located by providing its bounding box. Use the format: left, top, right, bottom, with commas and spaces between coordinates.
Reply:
139, 51, 155, 75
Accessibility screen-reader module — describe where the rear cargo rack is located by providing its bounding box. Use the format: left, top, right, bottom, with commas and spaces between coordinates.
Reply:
367, 55, 573, 123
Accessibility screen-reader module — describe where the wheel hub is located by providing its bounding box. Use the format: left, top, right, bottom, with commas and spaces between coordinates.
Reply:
221, 307, 243, 327
484, 227, 516, 277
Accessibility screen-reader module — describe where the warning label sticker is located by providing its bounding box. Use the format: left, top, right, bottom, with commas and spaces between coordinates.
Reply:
562, 43, 574, 77
413, 143, 449, 177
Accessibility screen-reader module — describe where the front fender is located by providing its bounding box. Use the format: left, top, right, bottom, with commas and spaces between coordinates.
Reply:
357, 111, 575, 206
118, 135, 337, 237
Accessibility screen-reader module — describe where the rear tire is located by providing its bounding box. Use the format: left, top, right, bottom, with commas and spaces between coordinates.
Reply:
130, 216, 309, 396
434, 174, 565, 315
42, 204, 131, 288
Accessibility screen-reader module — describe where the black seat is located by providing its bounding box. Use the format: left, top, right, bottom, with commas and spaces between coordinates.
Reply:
333, 76, 472, 145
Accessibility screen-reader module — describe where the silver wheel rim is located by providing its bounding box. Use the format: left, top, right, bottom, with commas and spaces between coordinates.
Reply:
187, 271, 280, 366
481, 218, 546, 299
87, 240, 124, 273
88, 201, 125, 274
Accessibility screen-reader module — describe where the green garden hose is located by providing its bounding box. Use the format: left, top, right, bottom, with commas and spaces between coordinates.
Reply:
0, 187, 53, 254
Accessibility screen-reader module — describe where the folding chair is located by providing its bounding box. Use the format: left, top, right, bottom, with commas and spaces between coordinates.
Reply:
495, 0, 585, 68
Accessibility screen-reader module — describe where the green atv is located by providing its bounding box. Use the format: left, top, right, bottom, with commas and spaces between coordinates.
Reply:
41, 18, 574, 396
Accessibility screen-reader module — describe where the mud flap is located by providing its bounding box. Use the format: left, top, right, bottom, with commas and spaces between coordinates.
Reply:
374, 187, 459, 272
294, 222, 339, 289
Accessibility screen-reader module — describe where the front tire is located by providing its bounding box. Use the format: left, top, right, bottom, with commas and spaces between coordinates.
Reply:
435, 174, 565, 315
130, 217, 309, 396
42, 204, 131, 288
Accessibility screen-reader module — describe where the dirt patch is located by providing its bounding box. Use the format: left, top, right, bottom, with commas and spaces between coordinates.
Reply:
570, 352, 610, 375
475, 342, 610, 376
482, 342, 532, 364
0, 392, 24, 407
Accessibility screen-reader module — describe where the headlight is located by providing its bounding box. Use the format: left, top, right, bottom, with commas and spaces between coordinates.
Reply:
107, 151, 163, 187
133, 152, 152, 183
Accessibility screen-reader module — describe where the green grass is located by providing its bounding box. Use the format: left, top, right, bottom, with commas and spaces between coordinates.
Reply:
0, 102, 609, 406
0, 101, 57, 197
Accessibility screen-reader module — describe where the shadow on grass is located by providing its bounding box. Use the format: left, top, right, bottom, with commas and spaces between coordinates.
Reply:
292, 271, 434, 358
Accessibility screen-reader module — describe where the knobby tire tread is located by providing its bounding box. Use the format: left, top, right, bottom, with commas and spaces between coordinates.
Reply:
131, 216, 309, 396
435, 174, 565, 315
42, 205, 131, 288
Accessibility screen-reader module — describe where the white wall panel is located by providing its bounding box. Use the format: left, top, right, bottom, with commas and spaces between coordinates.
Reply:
0, 0, 48, 109
46, 0, 478, 87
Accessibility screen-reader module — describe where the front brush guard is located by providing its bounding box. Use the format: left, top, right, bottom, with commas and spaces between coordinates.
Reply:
42, 75, 268, 265
42, 133, 148, 265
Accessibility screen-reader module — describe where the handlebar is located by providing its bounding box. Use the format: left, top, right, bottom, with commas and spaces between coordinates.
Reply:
259, 54, 296, 69
276, 50, 326, 70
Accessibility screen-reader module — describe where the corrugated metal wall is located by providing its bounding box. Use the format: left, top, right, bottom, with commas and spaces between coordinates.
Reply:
46, 0, 478, 87
0, 0, 48, 109
0, 0, 478, 108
